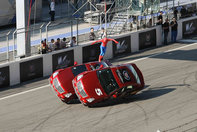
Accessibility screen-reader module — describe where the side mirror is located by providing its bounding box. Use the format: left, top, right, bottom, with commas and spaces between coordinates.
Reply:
99, 64, 104, 69
113, 94, 117, 98
74, 61, 78, 66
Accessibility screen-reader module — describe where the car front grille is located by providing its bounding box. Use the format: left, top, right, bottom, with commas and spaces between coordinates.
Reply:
73, 80, 80, 99
53, 78, 65, 94
77, 81, 87, 98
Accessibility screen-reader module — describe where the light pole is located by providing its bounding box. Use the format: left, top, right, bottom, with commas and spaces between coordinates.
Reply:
105, 0, 107, 34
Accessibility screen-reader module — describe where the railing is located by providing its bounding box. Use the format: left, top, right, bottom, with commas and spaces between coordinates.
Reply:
0, 1, 196, 63
11, 23, 45, 60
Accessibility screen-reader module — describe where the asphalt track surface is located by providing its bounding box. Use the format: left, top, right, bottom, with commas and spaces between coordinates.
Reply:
0, 42, 197, 132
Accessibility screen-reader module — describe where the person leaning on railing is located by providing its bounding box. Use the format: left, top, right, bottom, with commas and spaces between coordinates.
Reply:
98, 27, 106, 39
89, 27, 96, 41
48, 39, 55, 52
60, 37, 67, 49
69, 36, 76, 47
54, 38, 61, 50
39, 40, 48, 54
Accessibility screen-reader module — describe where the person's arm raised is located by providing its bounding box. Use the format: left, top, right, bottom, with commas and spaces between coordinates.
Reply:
91, 39, 102, 45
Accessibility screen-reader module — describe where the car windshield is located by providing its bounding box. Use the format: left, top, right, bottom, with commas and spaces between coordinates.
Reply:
71, 65, 87, 77
90, 62, 109, 70
97, 69, 119, 95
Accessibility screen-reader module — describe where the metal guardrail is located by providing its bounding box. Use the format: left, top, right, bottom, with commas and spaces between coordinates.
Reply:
0, 1, 196, 63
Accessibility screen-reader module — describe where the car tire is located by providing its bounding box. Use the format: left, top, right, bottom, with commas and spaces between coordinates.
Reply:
60, 98, 71, 104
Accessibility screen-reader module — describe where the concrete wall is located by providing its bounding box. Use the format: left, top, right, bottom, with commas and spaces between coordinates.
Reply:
0, 16, 196, 88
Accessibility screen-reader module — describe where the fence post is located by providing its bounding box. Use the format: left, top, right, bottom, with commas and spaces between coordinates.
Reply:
71, 20, 73, 38
6, 31, 11, 61
46, 22, 51, 46
76, 19, 79, 45
12, 30, 17, 60
40, 23, 45, 44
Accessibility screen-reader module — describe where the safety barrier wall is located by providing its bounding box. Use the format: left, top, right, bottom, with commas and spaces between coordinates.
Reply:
0, 16, 197, 88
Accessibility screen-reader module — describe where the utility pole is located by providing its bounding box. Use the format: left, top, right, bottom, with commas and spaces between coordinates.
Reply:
105, 0, 107, 35
16, 0, 31, 58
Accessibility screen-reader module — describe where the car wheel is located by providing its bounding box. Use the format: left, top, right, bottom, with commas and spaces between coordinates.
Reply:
60, 98, 70, 104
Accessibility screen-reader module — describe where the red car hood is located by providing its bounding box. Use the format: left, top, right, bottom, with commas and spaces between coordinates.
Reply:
80, 71, 108, 99
57, 68, 75, 93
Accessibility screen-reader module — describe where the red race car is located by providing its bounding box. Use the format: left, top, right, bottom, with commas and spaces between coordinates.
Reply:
49, 60, 112, 103
72, 63, 144, 106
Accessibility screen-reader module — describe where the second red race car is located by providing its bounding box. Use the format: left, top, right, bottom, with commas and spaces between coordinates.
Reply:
49, 60, 111, 103
72, 63, 145, 106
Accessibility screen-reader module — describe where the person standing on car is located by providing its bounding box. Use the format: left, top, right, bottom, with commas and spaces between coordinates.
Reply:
91, 37, 119, 62
50, 0, 55, 21
162, 18, 169, 45
170, 17, 178, 43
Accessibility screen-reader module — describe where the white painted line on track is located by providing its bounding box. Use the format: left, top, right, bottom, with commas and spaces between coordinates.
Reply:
128, 42, 197, 63
1, 42, 197, 101
0, 84, 50, 101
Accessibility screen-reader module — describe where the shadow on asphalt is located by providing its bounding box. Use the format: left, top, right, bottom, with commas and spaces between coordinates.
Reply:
90, 85, 179, 108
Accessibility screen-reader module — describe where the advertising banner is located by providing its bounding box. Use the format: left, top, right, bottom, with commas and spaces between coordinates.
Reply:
83, 43, 101, 63
139, 29, 156, 50
113, 35, 131, 57
52, 50, 74, 72
0, 66, 10, 88
20, 58, 43, 82
182, 18, 197, 38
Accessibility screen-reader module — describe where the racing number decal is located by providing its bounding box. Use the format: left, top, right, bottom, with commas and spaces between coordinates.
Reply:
95, 88, 103, 96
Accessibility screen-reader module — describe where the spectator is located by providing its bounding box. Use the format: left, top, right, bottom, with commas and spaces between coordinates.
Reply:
170, 17, 178, 43
50, 0, 55, 21
129, 22, 133, 31
157, 11, 163, 25
44, 39, 48, 50
41, 40, 47, 54
89, 27, 96, 40
55, 38, 61, 50
147, 18, 152, 28
48, 39, 55, 51
180, 6, 187, 18
162, 18, 170, 45
43, 39, 48, 45
174, 8, 178, 20
99, 27, 107, 39
69, 36, 76, 47
60, 37, 67, 48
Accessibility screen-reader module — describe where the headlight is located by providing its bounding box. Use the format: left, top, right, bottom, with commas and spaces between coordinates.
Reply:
53, 71, 59, 78
53, 78, 65, 94
77, 74, 83, 81
64, 93, 72, 98
86, 98, 95, 103
77, 81, 87, 98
